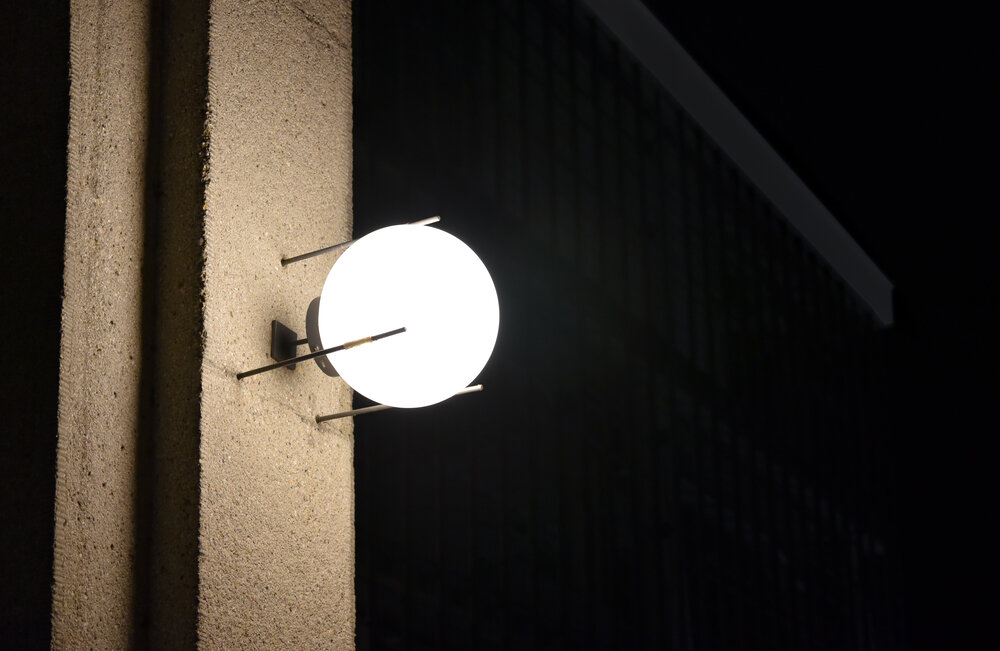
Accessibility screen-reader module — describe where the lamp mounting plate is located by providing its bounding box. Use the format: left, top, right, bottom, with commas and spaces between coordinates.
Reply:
270, 320, 299, 369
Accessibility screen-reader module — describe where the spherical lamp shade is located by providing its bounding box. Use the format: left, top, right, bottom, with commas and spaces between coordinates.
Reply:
317, 225, 499, 408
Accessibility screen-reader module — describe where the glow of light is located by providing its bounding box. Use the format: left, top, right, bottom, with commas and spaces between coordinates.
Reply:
318, 224, 499, 408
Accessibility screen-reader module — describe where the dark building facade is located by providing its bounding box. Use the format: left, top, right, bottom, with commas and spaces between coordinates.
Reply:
353, 0, 901, 649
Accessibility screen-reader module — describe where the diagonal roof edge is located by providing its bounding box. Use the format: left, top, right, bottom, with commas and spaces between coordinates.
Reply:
581, 0, 894, 326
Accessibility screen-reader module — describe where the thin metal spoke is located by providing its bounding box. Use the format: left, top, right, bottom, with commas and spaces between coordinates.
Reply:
280, 216, 441, 266
236, 326, 406, 379
315, 384, 484, 422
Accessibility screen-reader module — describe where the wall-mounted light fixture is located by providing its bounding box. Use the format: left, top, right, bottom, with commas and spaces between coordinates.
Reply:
237, 218, 500, 422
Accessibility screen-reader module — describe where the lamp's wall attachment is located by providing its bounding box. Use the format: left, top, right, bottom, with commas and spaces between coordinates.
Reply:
269, 320, 299, 369
305, 297, 339, 377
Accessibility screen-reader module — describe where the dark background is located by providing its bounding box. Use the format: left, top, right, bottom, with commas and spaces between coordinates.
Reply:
638, 3, 997, 648
1, 1, 995, 649
354, 1, 995, 648
0, 1, 70, 648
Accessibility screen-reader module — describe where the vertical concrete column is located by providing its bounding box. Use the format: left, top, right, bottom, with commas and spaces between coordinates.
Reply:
55, 0, 354, 647
198, 0, 356, 648
52, 1, 150, 648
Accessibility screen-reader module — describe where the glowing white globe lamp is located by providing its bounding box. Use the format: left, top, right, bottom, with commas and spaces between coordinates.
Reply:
235, 217, 499, 422
318, 224, 499, 408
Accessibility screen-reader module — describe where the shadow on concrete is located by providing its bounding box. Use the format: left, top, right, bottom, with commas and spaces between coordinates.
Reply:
132, 0, 209, 647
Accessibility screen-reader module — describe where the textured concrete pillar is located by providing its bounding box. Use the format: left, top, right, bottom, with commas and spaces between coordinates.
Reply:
53, 1, 150, 647
55, 0, 207, 647
197, 0, 356, 647
54, 0, 355, 647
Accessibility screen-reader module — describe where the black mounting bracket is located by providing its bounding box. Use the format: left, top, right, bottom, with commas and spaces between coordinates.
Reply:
270, 320, 300, 369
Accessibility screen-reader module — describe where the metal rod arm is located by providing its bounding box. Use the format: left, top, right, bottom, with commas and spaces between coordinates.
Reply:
281, 216, 441, 266
316, 403, 394, 422
237, 326, 406, 379
280, 240, 352, 266
315, 384, 484, 422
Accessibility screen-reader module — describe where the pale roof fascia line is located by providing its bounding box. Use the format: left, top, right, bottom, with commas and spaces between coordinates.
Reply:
581, 0, 895, 326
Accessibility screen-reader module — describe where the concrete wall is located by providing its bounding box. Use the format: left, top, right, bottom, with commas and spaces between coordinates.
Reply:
53, 1, 150, 647
198, 0, 356, 647
53, 0, 355, 647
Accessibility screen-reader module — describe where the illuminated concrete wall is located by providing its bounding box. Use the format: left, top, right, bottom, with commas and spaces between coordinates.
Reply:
198, 0, 356, 647
53, 1, 151, 647
53, 0, 355, 647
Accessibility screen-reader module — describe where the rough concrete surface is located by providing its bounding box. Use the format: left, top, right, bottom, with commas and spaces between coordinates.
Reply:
52, 1, 150, 647
54, 0, 354, 646
199, 0, 356, 647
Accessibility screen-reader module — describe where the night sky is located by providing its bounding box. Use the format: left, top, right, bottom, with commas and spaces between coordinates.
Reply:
1, 1, 996, 648
647, 3, 996, 648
